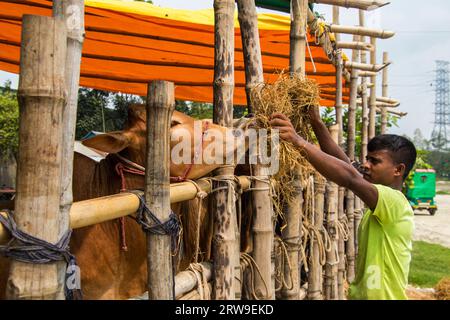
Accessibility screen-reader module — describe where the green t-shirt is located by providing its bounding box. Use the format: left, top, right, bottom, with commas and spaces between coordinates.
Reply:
348, 184, 414, 300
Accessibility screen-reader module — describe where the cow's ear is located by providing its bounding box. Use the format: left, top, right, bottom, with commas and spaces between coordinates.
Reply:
171, 110, 193, 127
82, 132, 131, 154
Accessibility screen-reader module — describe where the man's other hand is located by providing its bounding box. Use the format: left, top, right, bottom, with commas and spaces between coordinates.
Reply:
269, 113, 305, 147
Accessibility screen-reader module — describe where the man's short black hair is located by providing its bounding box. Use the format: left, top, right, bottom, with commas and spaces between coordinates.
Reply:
368, 135, 417, 180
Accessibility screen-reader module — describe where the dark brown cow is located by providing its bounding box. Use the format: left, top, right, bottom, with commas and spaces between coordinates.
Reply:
0, 105, 248, 300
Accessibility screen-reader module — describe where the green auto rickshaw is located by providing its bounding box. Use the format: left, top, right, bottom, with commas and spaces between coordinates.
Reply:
405, 169, 438, 215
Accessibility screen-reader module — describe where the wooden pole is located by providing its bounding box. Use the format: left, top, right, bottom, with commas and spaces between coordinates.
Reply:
6, 15, 67, 299
329, 25, 395, 39
345, 35, 359, 285
52, 1, 85, 294
286, 0, 308, 300
237, 0, 274, 300
381, 52, 389, 134
145, 81, 175, 300
333, 6, 344, 147
368, 37, 377, 139
336, 41, 374, 51
308, 173, 326, 300
237, 0, 263, 115
310, 0, 390, 10
212, 0, 240, 300
344, 61, 390, 72
324, 181, 339, 300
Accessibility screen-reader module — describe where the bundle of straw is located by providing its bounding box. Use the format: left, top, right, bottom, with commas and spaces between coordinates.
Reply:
250, 73, 321, 219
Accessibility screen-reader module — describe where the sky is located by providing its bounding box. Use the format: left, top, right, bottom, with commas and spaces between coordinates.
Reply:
1, 0, 449, 139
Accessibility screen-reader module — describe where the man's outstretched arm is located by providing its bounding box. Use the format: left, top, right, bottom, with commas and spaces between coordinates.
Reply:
270, 113, 377, 210
308, 107, 351, 165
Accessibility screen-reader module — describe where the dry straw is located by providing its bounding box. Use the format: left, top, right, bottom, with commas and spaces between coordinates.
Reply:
250, 73, 320, 221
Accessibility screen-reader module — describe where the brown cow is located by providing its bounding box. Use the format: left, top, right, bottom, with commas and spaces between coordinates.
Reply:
0, 104, 250, 300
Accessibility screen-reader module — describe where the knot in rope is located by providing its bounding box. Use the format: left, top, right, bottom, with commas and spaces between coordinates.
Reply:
0, 210, 81, 300
131, 192, 182, 255
187, 263, 211, 300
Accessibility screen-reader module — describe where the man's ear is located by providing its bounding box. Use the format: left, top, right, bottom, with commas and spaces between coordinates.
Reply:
394, 163, 406, 178
82, 132, 131, 154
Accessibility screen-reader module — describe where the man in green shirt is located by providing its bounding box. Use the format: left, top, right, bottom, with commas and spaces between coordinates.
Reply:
269, 108, 416, 300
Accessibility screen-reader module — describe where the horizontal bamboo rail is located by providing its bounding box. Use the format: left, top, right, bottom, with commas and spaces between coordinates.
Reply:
310, 0, 389, 10
336, 41, 373, 51
330, 24, 395, 39
358, 71, 378, 77
377, 108, 407, 117
357, 100, 399, 108
0, 177, 252, 244
377, 96, 399, 105
344, 60, 390, 72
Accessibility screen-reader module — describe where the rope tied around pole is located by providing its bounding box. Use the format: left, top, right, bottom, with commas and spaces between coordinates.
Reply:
240, 252, 271, 300
0, 210, 82, 300
129, 192, 182, 256
187, 262, 211, 300
273, 236, 295, 292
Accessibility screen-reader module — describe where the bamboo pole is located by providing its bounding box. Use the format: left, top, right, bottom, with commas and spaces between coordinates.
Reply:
0, 178, 252, 244
337, 184, 346, 299
324, 182, 339, 300
357, 100, 398, 108
336, 41, 374, 51
307, 173, 326, 300
353, 194, 362, 258
237, 0, 274, 300
6, 15, 67, 299
344, 61, 390, 72
333, 6, 344, 147
52, 1, 84, 296
381, 52, 389, 134
329, 25, 395, 39
212, 0, 240, 300
358, 71, 378, 77
378, 96, 399, 105
310, 0, 389, 10
281, 0, 308, 301
345, 35, 358, 286
145, 81, 175, 300
237, 0, 263, 115
368, 37, 377, 139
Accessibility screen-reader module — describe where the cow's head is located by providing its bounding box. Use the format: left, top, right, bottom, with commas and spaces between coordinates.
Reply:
82, 104, 251, 180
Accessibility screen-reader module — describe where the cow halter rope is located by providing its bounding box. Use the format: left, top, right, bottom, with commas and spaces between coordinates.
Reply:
113, 120, 211, 251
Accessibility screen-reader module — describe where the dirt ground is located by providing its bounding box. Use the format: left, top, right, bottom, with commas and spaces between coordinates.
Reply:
413, 181, 450, 248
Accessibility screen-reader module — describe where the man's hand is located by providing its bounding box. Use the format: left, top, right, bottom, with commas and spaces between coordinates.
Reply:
269, 113, 306, 148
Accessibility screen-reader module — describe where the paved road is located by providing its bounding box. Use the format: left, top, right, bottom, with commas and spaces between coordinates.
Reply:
413, 182, 450, 248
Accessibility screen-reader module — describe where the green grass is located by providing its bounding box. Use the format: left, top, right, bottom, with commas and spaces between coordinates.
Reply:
409, 241, 450, 288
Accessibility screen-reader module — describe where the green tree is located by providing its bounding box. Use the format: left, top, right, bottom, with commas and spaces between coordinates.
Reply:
0, 81, 19, 158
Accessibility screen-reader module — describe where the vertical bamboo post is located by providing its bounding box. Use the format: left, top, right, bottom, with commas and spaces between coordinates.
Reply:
307, 173, 326, 300
353, 191, 362, 258
369, 37, 377, 139
337, 185, 346, 299
237, 0, 274, 300
359, 10, 369, 167
7, 15, 67, 299
333, 6, 344, 146
145, 81, 175, 300
381, 52, 389, 134
212, 0, 240, 300
345, 35, 359, 285
324, 181, 339, 300
288, 0, 308, 300
52, 1, 84, 288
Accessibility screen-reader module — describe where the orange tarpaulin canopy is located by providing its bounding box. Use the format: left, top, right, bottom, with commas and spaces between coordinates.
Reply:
0, 0, 349, 106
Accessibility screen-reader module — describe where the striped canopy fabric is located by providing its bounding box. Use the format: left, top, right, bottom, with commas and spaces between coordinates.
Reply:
0, 0, 349, 106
